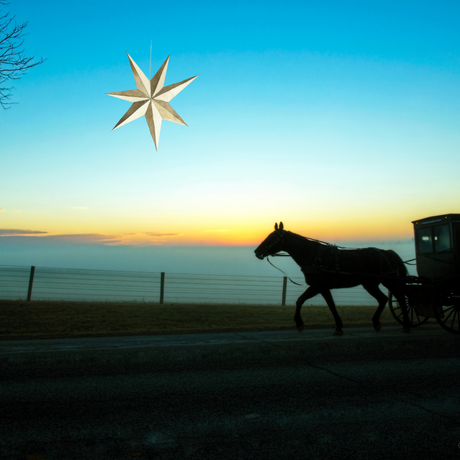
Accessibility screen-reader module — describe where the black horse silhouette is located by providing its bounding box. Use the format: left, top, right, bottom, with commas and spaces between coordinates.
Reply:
254, 222, 410, 335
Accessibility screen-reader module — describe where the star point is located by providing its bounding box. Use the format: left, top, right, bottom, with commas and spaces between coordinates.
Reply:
107, 54, 197, 150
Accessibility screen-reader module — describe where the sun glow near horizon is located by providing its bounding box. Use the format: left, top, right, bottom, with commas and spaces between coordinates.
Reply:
1, 190, 454, 247
0, 216, 418, 248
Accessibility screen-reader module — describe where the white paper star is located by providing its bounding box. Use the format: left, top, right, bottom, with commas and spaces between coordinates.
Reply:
107, 53, 198, 150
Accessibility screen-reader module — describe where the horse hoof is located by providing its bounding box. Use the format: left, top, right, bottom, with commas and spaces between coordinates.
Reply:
333, 329, 343, 336
374, 324, 381, 333
296, 324, 304, 333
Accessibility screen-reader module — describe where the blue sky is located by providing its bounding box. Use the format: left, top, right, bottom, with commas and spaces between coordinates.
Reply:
1, 0, 459, 272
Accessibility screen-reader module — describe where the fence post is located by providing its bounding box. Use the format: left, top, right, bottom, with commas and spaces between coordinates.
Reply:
27, 266, 35, 301
160, 272, 165, 304
281, 276, 287, 306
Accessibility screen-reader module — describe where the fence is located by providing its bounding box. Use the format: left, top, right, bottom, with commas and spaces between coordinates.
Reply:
0, 265, 379, 306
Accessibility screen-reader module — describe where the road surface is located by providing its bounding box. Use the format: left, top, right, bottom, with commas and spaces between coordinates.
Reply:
1, 325, 459, 459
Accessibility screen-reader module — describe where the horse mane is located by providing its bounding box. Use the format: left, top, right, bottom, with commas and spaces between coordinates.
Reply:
285, 231, 333, 250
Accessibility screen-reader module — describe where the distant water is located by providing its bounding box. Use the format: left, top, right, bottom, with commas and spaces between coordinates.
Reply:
0, 240, 416, 277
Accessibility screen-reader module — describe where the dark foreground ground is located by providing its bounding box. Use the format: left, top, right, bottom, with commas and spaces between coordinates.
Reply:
0, 300, 398, 340
1, 325, 459, 459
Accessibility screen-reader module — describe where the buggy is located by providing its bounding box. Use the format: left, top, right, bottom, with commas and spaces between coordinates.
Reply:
389, 214, 460, 334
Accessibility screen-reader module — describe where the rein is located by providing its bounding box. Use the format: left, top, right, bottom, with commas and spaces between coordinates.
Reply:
403, 258, 417, 265
266, 256, 304, 286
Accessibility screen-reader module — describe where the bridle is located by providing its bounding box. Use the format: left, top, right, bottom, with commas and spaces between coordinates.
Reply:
262, 230, 285, 255
263, 230, 305, 286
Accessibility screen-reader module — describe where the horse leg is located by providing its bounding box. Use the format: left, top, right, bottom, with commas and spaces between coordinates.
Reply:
395, 288, 410, 333
362, 283, 388, 332
384, 282, 410, 333
294, 286, 321, 332
320, 289, 343, 336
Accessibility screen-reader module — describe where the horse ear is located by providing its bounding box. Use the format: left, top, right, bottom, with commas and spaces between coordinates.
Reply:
274, 223, 278, 230
279, 222, 284, 231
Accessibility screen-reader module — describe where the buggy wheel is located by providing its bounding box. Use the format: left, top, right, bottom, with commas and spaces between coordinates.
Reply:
388, 291, 428, 327
432, 275, 460, 335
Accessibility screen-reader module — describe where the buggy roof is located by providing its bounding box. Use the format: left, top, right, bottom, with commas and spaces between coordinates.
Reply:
412, 214, 460, 226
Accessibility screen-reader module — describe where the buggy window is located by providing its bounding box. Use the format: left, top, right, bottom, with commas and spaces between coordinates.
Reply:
417, 227, 433, 253
434, 224, 451, 252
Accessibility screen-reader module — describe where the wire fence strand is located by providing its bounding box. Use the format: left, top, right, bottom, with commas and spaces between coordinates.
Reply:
0, 265, 379, 306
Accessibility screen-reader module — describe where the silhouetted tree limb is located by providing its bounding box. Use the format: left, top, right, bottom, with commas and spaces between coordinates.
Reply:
0, 1, 45, 108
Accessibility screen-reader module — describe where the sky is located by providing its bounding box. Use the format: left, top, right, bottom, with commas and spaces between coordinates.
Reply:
1, 0, 459, 273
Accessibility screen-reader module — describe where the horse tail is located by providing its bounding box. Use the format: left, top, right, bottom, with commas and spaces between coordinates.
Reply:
386, 250, 408, 277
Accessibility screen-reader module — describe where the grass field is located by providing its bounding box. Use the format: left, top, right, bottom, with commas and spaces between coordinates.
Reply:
0, 300, 401, 340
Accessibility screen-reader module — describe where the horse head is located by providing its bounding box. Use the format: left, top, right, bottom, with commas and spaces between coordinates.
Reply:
254, 222, 286, 260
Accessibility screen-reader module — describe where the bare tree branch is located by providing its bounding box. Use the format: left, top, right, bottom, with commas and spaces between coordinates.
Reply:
0, 1, 45, 108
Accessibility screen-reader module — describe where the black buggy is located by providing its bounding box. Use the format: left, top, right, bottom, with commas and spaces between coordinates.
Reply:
389, 213, 460, 335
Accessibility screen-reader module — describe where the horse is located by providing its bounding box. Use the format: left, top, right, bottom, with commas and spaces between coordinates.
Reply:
254, 222, 410, 335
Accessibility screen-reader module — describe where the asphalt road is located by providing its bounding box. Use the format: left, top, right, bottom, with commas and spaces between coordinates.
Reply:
1, 325, 460, 459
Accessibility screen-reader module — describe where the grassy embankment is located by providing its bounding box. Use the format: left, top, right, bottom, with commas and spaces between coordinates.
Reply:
0, 300, 400, 340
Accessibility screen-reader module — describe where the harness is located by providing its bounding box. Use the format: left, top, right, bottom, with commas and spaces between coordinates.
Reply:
312, 244, 340, 272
